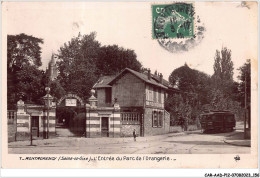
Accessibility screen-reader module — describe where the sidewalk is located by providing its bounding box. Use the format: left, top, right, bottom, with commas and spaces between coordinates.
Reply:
8, 132, 187, 148
223, 131, 251, 147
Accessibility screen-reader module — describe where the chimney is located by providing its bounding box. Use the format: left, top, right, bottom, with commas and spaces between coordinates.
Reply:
148, 68, 151, 80
159, 73, 163, 84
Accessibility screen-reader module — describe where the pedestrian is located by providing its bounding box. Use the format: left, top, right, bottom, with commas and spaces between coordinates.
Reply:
133, 129, 137, 141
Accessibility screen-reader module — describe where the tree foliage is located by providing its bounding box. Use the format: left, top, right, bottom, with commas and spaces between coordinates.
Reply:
237, 59, 251, 108
97, 45, 142, 75
8, 33, 43, 72
208, 47, 236, 110
167, 64, 211, 127
168, 63, 211, 105
55, 32, 142, 101
166, 47, 249, 124
57, 32, 100, 100
15, 65, 46, 104
7, 34, 44, 109
212, 47, 234, 92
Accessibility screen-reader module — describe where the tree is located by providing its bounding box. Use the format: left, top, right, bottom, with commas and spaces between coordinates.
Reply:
237, 60, 251, 124
8, 33, 43, 72
97, 45, 142, 75
167, 64, 211, 128
15, 65, 46, 104
7, 33, 44, 109
168, 63, 211, 105
56, 32, 143, 100
57, 32, 100, 101
204, 47, 246, 121
212, 47, 234, 93
237, 59, 251, 108
49, 80, 66, 101
208, 47, 236, 111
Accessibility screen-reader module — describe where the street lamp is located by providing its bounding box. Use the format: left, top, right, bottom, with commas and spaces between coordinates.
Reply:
244, 72, 247, 139
113, 98, 120, 138
43, 87, 53, 139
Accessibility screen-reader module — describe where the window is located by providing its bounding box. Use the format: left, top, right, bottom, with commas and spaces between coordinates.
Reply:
105, 88, 112, 103
149, 86, 153, 101
121, 112, 140, 125
158, 112, 163, 127
161, 91, 164, 104
158, 89, 161, 103
146, 87, 149, 101
226, 115, 235, 122
156, 89, 158, 103
153, 111, 163, 127
153, 88, 156, 102
152, 111, 158, 127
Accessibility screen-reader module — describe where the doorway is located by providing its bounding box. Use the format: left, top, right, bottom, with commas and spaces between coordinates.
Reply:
101, 117, 109, 137
56, 106, 86, 137
31, 116, 39, 137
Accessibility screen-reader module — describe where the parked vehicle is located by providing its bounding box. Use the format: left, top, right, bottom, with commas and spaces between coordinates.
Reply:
199, 110, 236, 133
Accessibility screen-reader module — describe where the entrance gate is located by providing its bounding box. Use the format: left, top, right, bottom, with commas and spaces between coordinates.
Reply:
56, 93, 86, 137
101, 117, 109, 137
31, 116, 39, 137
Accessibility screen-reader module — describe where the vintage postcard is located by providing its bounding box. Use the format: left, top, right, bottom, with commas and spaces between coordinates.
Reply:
1, 1, 258, 170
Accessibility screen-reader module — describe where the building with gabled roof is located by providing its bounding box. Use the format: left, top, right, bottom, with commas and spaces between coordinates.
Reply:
92, 68, 177, 137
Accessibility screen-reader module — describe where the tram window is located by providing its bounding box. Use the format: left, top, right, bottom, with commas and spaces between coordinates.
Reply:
212, 115, 217, 121
201, 115, 207, 121
226, 115, 234, 121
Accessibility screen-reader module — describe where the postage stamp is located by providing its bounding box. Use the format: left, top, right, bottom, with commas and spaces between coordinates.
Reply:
152, 3, 195, 39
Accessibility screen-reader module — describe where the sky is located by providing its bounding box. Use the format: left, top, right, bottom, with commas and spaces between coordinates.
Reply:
3, 1, 258, 81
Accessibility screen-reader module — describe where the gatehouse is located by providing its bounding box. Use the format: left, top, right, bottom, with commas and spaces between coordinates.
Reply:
15, 67, 174, 140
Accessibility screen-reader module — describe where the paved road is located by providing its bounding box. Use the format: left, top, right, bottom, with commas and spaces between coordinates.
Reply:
8, 130, 250, 154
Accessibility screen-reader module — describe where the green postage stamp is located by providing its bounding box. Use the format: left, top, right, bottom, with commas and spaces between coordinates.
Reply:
152, 3, 195, 39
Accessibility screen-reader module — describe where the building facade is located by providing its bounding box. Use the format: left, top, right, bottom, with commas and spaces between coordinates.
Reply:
93, 68, 173, 137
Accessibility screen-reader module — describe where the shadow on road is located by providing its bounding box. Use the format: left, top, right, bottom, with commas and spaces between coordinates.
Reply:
185, 131, 236, 137
164, 140, 225, 146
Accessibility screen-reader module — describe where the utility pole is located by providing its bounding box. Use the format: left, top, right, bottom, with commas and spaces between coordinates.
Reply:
30, 114, 33, 146
47, 92, 49, 139
244, 72, 247, 139
43, 87, 52, 139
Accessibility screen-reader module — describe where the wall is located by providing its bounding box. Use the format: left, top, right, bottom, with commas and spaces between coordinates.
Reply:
169, 125, 200, 132
41, 108, 56, 137
86, 111, 101, 137
164, 110, 170, 134
97, 88, 112, 107
109, 116, 121, 137
143, 108, 170, 136
112, 72, 145, 107
86, 108, 121, 138
121, 125, 140, 137
16, 101, 56, 141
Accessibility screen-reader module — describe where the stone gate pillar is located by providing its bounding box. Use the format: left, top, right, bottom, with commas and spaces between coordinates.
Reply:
16, 99, 30, 140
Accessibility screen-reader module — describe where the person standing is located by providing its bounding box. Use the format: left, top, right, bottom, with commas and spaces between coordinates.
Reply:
133, 129, 137, 141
